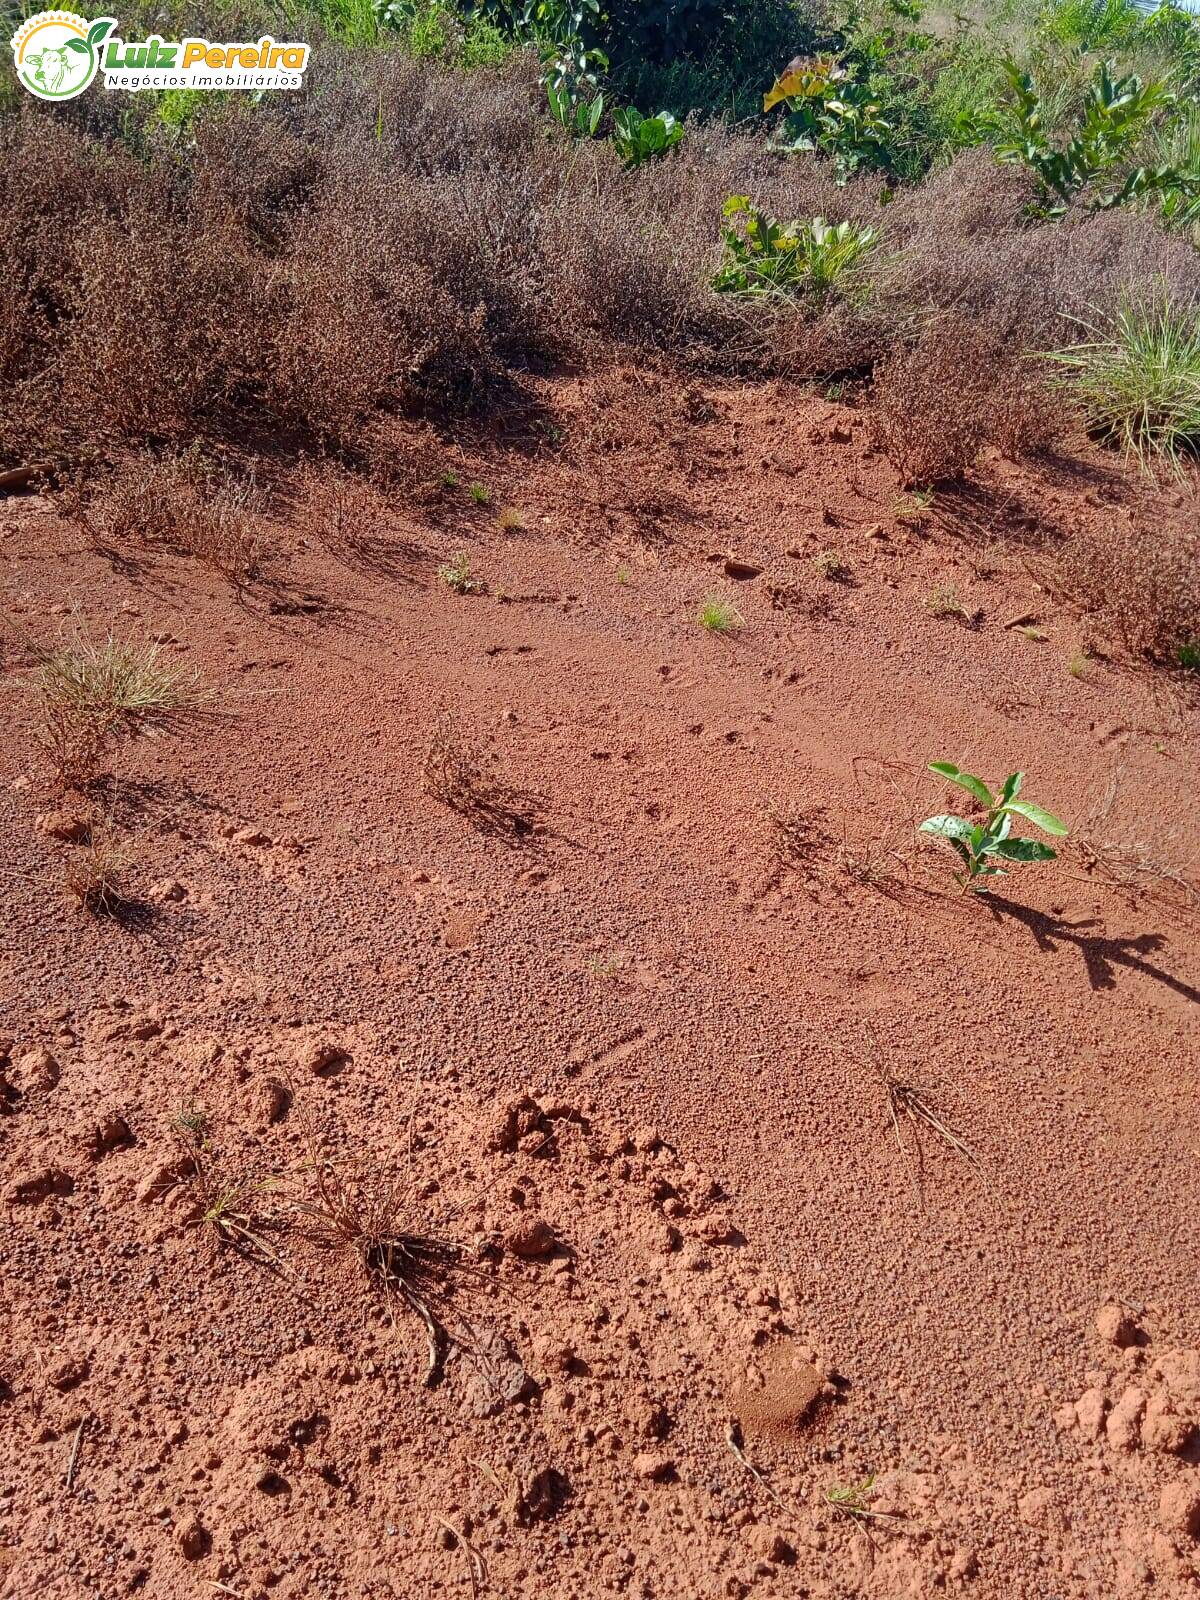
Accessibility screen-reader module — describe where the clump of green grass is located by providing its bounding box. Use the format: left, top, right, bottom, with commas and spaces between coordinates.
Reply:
468, 483, 491, 506
1048, 292, 1200, 474
696, 594, 743, 633
437, 553, 479, 594
33, 629, 203, 790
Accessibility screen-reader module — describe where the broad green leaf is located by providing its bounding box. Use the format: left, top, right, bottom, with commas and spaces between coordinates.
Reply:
928, 761, 994, 807
65, 36, 89, 52
985, 837, 1057, 861
87, 18, 114, 44
999, 771, 1023, 805
1001, 798, 1068, 836
982, 812, 1011, 847
919, 814, 975, 841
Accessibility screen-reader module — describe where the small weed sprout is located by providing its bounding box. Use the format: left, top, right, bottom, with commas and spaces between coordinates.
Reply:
496, 505, 525, 533
468, 483, 491, 506
925, 585, 978, 625
438, 553, 479, 594
442, 470, 460, 489
825, 1473, 902, 1527
813, 551, 849, 583
615, 565, 632, 586
585, 951, 628, 979
920, 761, 1067, 894
177, 1125, 280, 1260
697, 594, 743, 633
894, 490, 933, 529
170, 1100, 210, 1145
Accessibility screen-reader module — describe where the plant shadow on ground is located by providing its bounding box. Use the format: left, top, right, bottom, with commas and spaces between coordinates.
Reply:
927, 479, 1053, 551
89, 774, 227, 831
1026, 445, 1137, 498
986, 897, 1200, 1001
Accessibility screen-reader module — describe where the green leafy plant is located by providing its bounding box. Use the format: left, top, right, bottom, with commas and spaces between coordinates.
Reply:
994, 59, 1180, 218
547, 78, 605, 136
1047, 292, 1200, 474
506, 0, 609, 135
611, 106, 683, 167
920, 761, 1068, 893
438, 552, 480, 593
468, 482, 491, 505
712, 198, 877, 303
763, 54, 894, 180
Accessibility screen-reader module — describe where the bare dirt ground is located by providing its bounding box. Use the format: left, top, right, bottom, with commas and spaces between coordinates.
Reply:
2, 370, 1199, 1600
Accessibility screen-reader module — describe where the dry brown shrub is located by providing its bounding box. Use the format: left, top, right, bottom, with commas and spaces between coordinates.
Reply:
872, 316, 1063, 483
876, 151, 1200, 351
104, 452, 264, 583
1051, 518, 1200, 663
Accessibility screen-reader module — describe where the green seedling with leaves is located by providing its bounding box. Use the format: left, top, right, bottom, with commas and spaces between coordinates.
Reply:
920, 761, 1067, 893
611, 107, 683, 167
712, 198, 876, 303
994, 58, 1189, 219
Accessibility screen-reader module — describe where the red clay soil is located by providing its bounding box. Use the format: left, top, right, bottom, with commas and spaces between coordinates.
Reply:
1, 369, 1199, 1600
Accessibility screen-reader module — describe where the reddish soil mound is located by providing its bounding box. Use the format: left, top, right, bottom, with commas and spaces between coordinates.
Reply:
1, 372, 1198, 1598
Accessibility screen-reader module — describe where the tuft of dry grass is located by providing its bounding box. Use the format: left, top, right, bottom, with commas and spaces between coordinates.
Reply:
764, 802, 833, 880
101, 450, 264, 584
62, 825, 131, 915
873, 315, 1061, 484
886, 1077, 979, 1171
292, 1161, 464, 1385
1049, 517, 1200, 665
496, 505, 525, 533
33, 628, 203, 791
